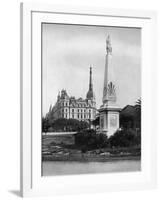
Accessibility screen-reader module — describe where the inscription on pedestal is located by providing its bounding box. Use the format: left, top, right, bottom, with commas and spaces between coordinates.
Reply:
110, 115, 117, 128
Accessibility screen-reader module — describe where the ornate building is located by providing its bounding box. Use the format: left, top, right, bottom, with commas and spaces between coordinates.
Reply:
46, 67, 97, 122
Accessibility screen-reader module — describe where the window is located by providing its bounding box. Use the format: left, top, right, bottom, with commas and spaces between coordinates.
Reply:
72, 109, 74, 112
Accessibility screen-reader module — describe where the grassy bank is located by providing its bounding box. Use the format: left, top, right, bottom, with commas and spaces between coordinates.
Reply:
42, 133, 141, 162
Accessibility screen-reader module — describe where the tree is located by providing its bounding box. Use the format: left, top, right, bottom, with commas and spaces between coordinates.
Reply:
120, 98, 141, 131
92, 116, 100, 129
49, 118, 89, 132
120, 105, 136, 129
42, 117, 50, 133
134, 98, 141, 130
135, 98, 141, 107
50, 118, 68, 131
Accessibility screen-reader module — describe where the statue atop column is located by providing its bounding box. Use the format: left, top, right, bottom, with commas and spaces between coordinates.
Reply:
106, 35, 112, 54
99, 35, 120, 136
103, 35, 116, 105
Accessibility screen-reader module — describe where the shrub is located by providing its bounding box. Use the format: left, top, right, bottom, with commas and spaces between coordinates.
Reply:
108, 129, 141, 148
75, 129, 108, 150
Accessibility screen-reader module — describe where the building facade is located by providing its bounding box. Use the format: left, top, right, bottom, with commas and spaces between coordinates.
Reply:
46, 67, 97, 122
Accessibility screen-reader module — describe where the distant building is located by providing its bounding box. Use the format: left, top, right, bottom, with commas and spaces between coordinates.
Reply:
46, 67, 97, 122
120, 105, 141, 130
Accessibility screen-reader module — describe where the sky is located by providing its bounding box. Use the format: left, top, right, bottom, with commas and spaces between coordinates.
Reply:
42, 23, 141, 116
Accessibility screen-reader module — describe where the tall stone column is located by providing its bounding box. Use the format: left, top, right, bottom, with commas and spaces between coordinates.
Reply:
99, 35, 121, 137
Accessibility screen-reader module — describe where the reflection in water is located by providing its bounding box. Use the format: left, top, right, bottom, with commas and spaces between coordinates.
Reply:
42, 160, 141, 176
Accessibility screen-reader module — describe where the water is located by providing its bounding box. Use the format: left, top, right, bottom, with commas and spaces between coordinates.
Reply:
42, 160, 141, 176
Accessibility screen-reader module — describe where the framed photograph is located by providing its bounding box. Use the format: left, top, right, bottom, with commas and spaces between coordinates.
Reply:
20, 2, 157, 197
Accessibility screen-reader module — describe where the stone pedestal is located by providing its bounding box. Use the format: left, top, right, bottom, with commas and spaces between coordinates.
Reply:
99, 105, 120, 137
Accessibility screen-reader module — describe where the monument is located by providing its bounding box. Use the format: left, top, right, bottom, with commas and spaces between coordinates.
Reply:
99, 35, 121, 137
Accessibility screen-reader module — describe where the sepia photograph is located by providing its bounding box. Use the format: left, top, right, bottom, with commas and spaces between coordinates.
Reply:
41, 23, 141, 176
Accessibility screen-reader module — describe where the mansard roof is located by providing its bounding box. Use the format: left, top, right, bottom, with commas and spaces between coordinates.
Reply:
86, 89, 95, 100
